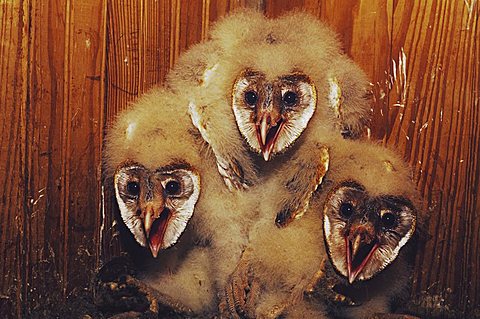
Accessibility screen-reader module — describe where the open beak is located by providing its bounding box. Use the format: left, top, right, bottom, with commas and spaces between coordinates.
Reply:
256, 112, 284, 161
345, 224, 379, 284
143, 200, 171, 258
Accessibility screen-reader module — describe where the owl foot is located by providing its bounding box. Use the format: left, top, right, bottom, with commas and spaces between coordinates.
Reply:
304, 259, 358, 307
307, 280, 358, 307
257, 278, 311, 319
107, 311, 156, 319
219, 259, 260, 319
275, 146, 329, 227
95, 257, 194, 318
366, 314, 421, 319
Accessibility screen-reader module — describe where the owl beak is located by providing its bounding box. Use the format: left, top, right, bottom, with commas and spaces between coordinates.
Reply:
256, 112, 284, 161
143, 200, 171, 258
345, 223, 379, 284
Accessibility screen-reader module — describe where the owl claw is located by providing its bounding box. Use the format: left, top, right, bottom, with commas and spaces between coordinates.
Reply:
94, 258, 194, 318
304, 260, 359, 308
367, 314, 421, 319
220, 260, 258, 319
305, 281, 358, 307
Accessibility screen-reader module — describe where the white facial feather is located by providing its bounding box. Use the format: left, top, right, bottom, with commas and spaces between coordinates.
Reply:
114, 164, 201, 252
114, 173, 147, 247
324, 215, 331, 239
232, 73, 317, 157
324, 184, 416, 282
372, 207, 416, 276
162, 169, 201, 249
274, 82, 316, 154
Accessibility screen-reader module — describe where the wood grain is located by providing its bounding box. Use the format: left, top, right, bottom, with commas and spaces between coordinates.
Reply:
27, 0, 105, 308
384, 1, 479, 317
0, 0, 106, 316
1, 0, 478, 317
0, 0, 29, 317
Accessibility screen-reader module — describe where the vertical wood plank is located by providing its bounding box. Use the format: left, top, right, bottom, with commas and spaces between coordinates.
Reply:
1, 0, 106, 316
385, 1, 479, 316
264, 0, 321, 17
27, 0, 105, 311
1, 0, 476, 317
0, 0, 30, 317
63, 0, 106, 293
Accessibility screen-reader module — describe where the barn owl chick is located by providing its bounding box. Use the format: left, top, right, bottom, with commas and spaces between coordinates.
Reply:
221, 137, 422, 319
101, 87, 261, 316
114, 161, 200, 258
168, 9, 371, 226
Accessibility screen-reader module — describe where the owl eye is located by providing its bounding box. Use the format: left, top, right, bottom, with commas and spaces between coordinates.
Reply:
165, 180, 181, 196
282, 91, 298, 106
339, 203, 354, 218
381, 212, 397, 229
126, 181, 140, 197
244, 91, 258, 106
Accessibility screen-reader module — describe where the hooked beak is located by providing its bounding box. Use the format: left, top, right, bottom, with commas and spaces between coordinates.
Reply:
345, 224, 379, 284
256, 112, 284, 161
143, 201, 171, 258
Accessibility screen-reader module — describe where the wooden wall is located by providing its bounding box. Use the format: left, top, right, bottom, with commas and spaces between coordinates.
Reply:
0, 0, 478, 317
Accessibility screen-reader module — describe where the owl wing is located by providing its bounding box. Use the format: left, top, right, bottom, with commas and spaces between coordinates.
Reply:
275, 143, 330, 227
188, 99, 256, 190
327, 56, 372, 138
168, 41, 258, 190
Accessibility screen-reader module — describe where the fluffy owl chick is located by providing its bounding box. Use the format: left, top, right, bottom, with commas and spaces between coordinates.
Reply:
103, 87, 260, 315
168, 9, 371, 226
221, 137, 421, 319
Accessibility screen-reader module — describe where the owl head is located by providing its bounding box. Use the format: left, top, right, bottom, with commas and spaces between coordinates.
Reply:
113, 161, 200, 257
104, 88, 203, 257
321, 139, 421, 283
323, 180, 416, 283
171, 10, 371, 161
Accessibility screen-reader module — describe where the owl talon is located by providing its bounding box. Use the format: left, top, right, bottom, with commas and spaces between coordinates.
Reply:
332, 291, 359, 306
367, 314, 421, 319
220, 259, 258, 318
304, 259, 359, 308
95, 258, 194, 317
254, 277, 310, 318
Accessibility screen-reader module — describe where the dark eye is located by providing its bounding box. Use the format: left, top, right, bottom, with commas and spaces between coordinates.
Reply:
126, 181, 140, 196
381, 212, 397, 229
282, 91, 297, 105
339, 203, 354, 218
165, 180, 181, 196
244, 91, 258, 106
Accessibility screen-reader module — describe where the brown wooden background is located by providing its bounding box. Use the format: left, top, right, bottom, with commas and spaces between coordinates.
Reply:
1, 0, 478, 318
